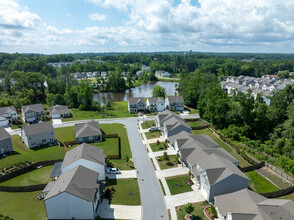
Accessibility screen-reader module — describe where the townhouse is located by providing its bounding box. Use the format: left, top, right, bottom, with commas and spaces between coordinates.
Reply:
165, 96, 185, 111
146, 97, 165, 112
128, 97, 145, 113
21, 104, 45, 123
0, 106, 18, 126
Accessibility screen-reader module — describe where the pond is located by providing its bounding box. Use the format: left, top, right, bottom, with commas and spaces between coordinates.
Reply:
93, 81, 178, 103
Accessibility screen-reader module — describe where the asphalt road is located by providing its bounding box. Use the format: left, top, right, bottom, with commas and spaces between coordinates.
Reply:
9, 114, 199, 220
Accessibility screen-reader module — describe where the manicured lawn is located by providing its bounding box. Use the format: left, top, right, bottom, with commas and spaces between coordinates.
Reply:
166, 174, 193, 195
0, 135, 66, 170
105, 179, 141, 205
157, 155, 180, 170
0, 165, 53, 186
0, 191, 46, 220
192, 128, 250, 168
187, 120, 204, 127
141, 120, 156, 129
246, 171, 279, 193
176, 201, 209, 220
55, 126, 75, 143
150, 141, 168, 152
62, 101, 137, 122
145, 131, 161, 140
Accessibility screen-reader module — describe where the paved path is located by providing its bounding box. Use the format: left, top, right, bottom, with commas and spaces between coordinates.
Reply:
52, 119, 62, 125
156, 167, 189, 179
106, 170, 137, 179
98, 200, 142, 220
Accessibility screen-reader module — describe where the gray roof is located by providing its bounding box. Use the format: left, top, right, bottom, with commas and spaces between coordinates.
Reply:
0, 106, 16, 116
22, 121, 54, 136
42, 181, 56, 193
252, 89, 264, 94
50, 161, 63, 178
21, 104, 44, 113
166, 96, 184, 103
45, 165, 100, 201
164, 117, 191, 132
61, 143, 106, 170
180, 134, 219, 150
262, 91, 273, 97
128, 97, 145, 105
0, 127, 11, 141
49, 105, 70, 117
215, 188, 294, 220
147, 97, 165, 103
75, 120, 102, 138
158, 109, 182, 122
168, 130, 193, 147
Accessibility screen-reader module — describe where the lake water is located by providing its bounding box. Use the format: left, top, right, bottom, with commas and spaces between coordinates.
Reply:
93, 81, 178, 103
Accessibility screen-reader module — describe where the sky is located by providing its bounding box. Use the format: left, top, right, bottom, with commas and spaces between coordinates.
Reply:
1, 0, 294, 54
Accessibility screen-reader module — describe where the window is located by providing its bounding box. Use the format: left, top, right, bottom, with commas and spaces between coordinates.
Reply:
42, 139, 46, 143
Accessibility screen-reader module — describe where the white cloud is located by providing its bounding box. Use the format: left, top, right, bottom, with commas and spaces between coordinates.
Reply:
89, 13, 107, 21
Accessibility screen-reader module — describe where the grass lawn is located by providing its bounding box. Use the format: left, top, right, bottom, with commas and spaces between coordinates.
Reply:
0, 191, 46, 220
62, 101, 137, 122
141, 120, 156, 129
0, 135, 66, 170
187, 120, 204, 127
150, 141, 168, 152
105, 179, 141, 205
257, 167, 291, 189
55, 123, 134, 170
157, 155, 179, 170
192, 128, 250, 168
277, 194, 294, 202
166, 174, 193, 195
145, 131, 161, 140
246, 171, 279, 193
176, 201, 209, 220
0, 165, 53, 186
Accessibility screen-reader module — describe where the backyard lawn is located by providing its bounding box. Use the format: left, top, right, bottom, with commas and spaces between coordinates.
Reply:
246, 170, 279, 193
105, 178, 141, 205
62, 101, 136, 122
156, 155, 180, 170
187, 120, 204, 127
150, 141, 168, 152
257, 167, 291, 189
192, 128, 250, 168
141, 120, 156, 129
55, 126, 75, 143
166, 174, 193, 195
176, 201, 209, 220
0, 135, 66, 170
0, 191, 46, 220
145, 131, 161, 140
0, 165, 53, 186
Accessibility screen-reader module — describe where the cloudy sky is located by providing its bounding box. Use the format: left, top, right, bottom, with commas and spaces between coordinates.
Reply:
1, 0, 294, 54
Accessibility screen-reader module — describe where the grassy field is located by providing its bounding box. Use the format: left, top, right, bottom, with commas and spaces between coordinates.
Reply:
141, 120, 156, 129
62, 101, 137, 122
150, 141, 168, 152
55, 124, 134, 170
0, 165, 53, 186
157, 155, 179, 170
246, 171, 279, 193
0, 191, 46, 220
105, 179, 141, 205
166, 174, 193, 195
257, 167, 291, 189
145, 131, 161, 139
176, 201, 209, 220
187, 120, 204, 127
0, 135, 66, 170
191, 128, 250, 168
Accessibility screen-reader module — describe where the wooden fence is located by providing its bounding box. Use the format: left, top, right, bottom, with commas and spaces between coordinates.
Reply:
265, 161, 294, 183
103, 134, 119, 138
191, 125, 210, 130
239, 162, 265, 172
0, 184, 47, 192
261, 186, 294, 198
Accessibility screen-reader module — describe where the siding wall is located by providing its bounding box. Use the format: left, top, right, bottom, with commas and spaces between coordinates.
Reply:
0, 137, 13, 153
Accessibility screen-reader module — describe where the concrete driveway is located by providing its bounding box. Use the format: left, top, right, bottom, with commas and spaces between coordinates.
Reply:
52, 119, 62, 125
106, 170, 137, 179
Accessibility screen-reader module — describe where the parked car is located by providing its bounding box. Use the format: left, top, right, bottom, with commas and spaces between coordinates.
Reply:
107, 168, 121, 174
149, 127, 158, 131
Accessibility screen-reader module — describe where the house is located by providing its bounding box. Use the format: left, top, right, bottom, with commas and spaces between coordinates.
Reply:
163, 117, 191, 140
0, 106, 17, 125
75, 120, 102, 144
21, 104, 45, 123
165, 96, 184, 111
252, 88, 264, 100
49, 105, 70, 119
0, 116, 8, 127
156, 109, 183, 128
61, 143, 106, 181
146, 97, 165, 112
262, 91, 273, 105
21, 121, 56, 148
128, 97, 145, 113
0, 127, 13, 155
142, 65, 150, 72
194, 153, 249, 202
155, 70, 171, 77
226, 84, 245, 94
101, 71, 107, 78
136, 70, 143, 76
44, 165, 102, 220
215, 188, 294, 220
220, 81, 230, 90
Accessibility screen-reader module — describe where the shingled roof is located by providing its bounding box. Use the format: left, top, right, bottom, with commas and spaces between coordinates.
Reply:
75, 120, 102, 138
49, 105, 70, 117
147, 97, 165, 103
0, 127, 10, 141
21, 104, 44, 113
0, 106, 16, 116
22, 121, 54, 136
166, 96, 184, 103
61, 143, 106, 170
45, 165, 100, 201
128, 97, 145, 105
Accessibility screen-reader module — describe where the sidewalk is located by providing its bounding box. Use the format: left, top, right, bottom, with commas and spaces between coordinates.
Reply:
156, 166, 189, 179
106, 170, 137, 179
165, 190, 206, 209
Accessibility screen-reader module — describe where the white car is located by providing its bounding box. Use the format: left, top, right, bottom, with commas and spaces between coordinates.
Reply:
149, 127, 158, 131
107, 168, 121, 174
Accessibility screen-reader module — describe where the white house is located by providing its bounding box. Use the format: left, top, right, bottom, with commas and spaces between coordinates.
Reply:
21, 121, 56, 148
165, 96, 185, 111
142, 65, 150, 72
0, 106, 18, 126
128, 97, 145, 113
49, 105, 70, 119
44, 165, 102, 220
146, 97, 165, 112
101, 71, 107, 78
21, 104, 45, 123
61, 143, 106, 181
0, 116, 8, 127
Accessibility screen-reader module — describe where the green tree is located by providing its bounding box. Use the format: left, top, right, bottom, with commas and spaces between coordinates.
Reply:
152, 85, 166, 98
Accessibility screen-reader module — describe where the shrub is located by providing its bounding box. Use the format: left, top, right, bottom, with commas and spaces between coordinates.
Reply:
163, 152, 169, 161
184, 203, 194, 214
210, 204, 218, 218
157, 139, 160, 145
